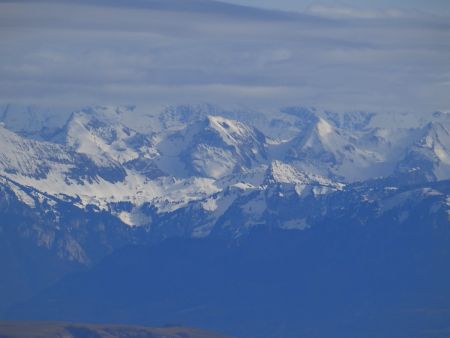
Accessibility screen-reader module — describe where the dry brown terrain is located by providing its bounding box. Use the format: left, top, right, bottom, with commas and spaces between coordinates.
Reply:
0, 321, 234, 338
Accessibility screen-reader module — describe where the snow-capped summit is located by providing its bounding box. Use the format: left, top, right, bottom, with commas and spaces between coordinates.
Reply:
51, 109, 163, 179
54, 110, 158, 164
187, 116, 267, 178
0, 104, 70, 140
397, 122, 450, 181
265, 160, 344, 198
0, 123, 72, 180
267, 160, 342, 188
283, 117, 381, 181
1, 103, 450, 294
1, 103, 449, 236
0, 123, 126, 183
156, 115, 268, 179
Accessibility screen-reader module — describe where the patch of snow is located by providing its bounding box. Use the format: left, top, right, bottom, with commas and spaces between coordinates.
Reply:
118, 207, 152, 227
201, 198, 218, 212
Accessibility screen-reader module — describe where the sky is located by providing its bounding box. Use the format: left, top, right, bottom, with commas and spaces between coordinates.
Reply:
221, 0, 450, 16
0, 0, 449, 113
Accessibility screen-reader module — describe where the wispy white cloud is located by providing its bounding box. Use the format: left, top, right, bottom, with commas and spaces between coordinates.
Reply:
304, 4, 415, 19
0, 0, 449, 113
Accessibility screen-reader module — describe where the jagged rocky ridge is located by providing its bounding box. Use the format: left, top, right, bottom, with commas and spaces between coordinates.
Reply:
1, 104, 449, 236
0, 104, 449, 314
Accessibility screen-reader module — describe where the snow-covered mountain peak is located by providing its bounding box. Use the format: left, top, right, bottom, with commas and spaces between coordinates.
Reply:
269, 160, 311, 185
413, 121, 449, 161
267, 160, 343, 190
187, 115, 268, 178
0, 104, 70, 140
0, 124, 74, 179
2, 103, 449, 235
0, 124, 127, 184
282, 115, 407, 182
155, 114, 269, 179
55, 110, 159, 168
206, 115, 264, 147
397, 121, 450, 181
316, 117, 334, 138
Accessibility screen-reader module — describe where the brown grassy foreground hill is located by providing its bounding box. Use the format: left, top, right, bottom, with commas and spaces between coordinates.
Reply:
0, 321, 234, 338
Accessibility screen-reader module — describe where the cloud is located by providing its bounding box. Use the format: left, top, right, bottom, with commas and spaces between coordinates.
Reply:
0, 0, 449, 113
304, 4, 413, 19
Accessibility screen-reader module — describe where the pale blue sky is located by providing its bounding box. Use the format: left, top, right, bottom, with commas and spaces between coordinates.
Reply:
220, 0, 450, 16
0, 0, 449, 113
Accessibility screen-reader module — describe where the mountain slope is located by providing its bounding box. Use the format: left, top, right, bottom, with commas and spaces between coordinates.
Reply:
282, 116, 400, 181
52, 109, 160, 175
9, 191, 450, 338
0, 175, 137, 313
1, 104, 449, 333
157, 115, 268, 179
0, 321, 233, 338
0, 124, 126, 183
397, 122, 450, 180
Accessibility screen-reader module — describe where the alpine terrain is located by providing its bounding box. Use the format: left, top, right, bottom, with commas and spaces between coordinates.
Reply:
0, 104, 449, 338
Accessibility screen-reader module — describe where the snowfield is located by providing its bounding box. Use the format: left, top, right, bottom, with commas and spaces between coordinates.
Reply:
1, 104, 449, 228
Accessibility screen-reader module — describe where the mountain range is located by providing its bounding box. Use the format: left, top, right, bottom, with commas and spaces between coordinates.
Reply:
0, 103, 449, 337
0, 321, 232, 338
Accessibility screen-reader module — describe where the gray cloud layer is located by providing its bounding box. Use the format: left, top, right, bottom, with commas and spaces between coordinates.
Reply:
1, 0, 449, 112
